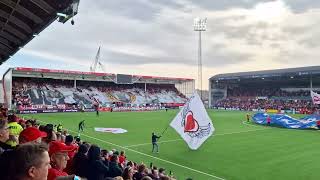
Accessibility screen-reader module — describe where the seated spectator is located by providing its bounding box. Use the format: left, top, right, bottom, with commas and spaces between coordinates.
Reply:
0, 120, 11, 153
87, 144, 109, 180
48, 141, 77, 180
108, 154, 123, 177
19, 127, 47, 144
71, 144, 89, 178
10, 143, 50, 180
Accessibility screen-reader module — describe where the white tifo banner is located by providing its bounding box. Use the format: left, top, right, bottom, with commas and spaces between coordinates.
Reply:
94, 128, 128, 134
170, 92, 214, 150
311, 90, 320, 105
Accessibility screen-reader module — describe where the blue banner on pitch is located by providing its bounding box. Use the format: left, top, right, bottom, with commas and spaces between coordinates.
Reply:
252, 113, 320, 129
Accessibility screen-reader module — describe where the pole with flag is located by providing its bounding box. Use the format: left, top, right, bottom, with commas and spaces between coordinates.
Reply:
170, 92, 215, 150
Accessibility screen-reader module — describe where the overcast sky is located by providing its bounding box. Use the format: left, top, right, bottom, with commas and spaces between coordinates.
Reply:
1, 0, 320, 89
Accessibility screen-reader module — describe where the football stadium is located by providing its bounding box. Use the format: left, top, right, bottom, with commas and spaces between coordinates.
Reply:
1, 1, 320, 180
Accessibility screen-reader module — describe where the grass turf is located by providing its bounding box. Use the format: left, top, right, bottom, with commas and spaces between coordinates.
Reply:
22, 110, 320, 180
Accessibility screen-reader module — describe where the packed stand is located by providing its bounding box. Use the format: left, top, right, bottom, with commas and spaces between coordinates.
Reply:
214, 87, 320, 112
0, 107, 187, 180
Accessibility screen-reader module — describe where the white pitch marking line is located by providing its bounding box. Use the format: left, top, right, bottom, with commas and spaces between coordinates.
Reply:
36, 119, 225, 180
70, 129, 226, 180
125, 128, 270, 148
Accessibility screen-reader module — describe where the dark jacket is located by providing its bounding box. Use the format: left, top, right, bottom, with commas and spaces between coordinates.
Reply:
87, 145, 109, 180
72, 152, 89, 177
107, 161, 123, 178
87, 160, 109, 180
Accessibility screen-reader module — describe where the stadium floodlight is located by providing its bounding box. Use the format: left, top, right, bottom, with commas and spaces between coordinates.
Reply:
194, 17, 207, 100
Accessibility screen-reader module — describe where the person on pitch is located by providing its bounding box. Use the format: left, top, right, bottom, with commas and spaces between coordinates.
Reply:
151, 132, 161, 153
78, 120, 85, 135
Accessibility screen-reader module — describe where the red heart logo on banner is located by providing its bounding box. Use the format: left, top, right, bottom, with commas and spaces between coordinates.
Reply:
184, 111, 199, 132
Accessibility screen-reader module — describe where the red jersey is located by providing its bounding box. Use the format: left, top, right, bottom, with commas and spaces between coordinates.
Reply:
119, 155, 126, 164
317, 121, 320, 126
48, 168, 68, 180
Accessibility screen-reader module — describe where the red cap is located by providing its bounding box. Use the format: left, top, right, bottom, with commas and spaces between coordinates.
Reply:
49, 141, 77, 155
19, 127, 47, 143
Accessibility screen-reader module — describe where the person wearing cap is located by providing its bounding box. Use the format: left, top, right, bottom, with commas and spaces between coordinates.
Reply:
48, 141, 77, 180
19, 127, 47, 144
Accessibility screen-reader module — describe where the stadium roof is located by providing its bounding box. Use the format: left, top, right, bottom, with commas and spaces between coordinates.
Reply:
210, 66, 320, 81
10, 67, 194, 84
0, 0, 78, 64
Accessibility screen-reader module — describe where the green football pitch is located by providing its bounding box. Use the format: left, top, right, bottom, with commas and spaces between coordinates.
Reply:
22, 110, 320, 180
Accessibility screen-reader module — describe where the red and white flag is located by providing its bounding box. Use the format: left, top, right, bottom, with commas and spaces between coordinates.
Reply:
170, 92, 214, 150
311, 91, 320, 105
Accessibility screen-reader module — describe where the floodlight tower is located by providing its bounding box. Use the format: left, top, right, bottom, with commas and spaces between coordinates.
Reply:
193, 17, 207, 100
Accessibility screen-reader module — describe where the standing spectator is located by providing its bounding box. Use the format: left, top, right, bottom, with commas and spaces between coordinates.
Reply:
19, 127, 47, 144
0, 120, 11, 153
133, 164, 147, 180
158, 168, 166, 178
64, 135, 78, 174
108, 154, 123, 177
87, 144, 109, 180
7, 114, 23, 147
48, 141, 77, 180
72, 144, 89, 178
9, 143, 50, 180
119, 150, 126, 165
122, 166, 134, 180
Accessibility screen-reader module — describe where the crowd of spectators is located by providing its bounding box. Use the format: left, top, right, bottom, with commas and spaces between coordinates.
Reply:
214, 87, 319, 112
12, 77, 186, 109
0, 107, 184, 180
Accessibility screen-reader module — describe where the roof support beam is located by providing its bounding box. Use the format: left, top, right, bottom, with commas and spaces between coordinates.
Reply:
0, 9, 32, 33
0, 31, 22, 45
30, 0, 55, 14
0, 0, 43, 24
0, 21, 27, 40
0, 43, 13, 54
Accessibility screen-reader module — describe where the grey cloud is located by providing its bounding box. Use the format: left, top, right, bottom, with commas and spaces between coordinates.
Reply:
185, 0, 272, 10
283, 0, 320, 13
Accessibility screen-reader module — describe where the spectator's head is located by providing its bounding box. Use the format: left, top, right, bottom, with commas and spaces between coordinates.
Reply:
138, 164, 146, 173
120, 150, 125, 156
110, 154, 119, 163
19, 127, 47, 144
114, 176, 124, 180
87, 144, 101, 161
159, 168, 166, 175
12, 143, 50, 180
122, 166, 134, 180
101, 149, 108, 158
65, 135, 73, 145
0, 120, 9, 142
78, 144, 89, 154
25, 120, 33, 128
49, 141, 76, 170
